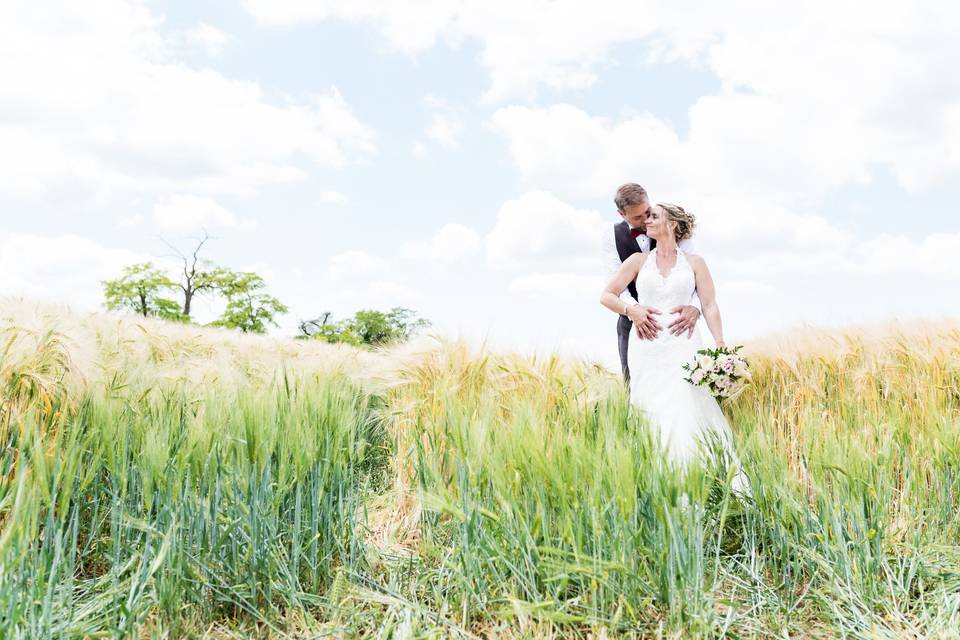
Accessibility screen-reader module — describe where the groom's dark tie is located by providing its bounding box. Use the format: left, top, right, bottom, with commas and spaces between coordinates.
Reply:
630, 228, 642, 238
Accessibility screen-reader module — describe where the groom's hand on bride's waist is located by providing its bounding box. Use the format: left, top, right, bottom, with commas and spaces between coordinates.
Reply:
668, 305, 701, 339
627, 305, 662, 340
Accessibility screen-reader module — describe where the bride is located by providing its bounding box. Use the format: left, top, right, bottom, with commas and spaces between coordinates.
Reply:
600, 203, 751, 498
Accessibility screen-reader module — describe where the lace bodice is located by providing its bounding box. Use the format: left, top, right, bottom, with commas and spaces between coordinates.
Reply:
634, 247, 696, 311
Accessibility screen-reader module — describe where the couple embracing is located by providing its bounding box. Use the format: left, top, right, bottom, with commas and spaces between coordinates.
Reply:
600, 183, 751, 498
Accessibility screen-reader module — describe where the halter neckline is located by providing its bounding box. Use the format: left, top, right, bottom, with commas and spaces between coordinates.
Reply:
652, 245, 683, 256
649, 245, 684, 280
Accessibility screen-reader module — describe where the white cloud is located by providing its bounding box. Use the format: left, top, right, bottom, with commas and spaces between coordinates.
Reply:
242, 1, 460, 54
420, 94, 464, 150
411, 141, 428, 158
488, 101, 878, 210
327, 250, 388, 280
713, 231, 960, 278
367, 280, 419, 302
241, 1, 650, 102
152, 194, 249, 231
237, 260, 277, 283
119, 214, 145, 228
850, 232, 960, 276
0, 233, 157, 310
478, 189, 960, 325
427, 114, 464, 150
283, 280, 419, 326
0, 0, 376, 204
720, 280, 774, 296
183, 23, 229, 56
244, 1, 960, 190
508, 272, 601, 300
319, 190, 348, 205
486, 104, 916, 272
401, 224, 482, 263
485, 191, 606, 270
421, 94, 448, 110
489, 104, 685, 199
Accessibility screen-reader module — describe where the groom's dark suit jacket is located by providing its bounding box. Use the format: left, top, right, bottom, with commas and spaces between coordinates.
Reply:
614, 221, 656, 382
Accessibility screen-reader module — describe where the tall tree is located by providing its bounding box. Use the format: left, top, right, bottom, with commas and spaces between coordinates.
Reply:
161, 232, 224, 319
102, 263, 181, 319
210, 271, 288, 334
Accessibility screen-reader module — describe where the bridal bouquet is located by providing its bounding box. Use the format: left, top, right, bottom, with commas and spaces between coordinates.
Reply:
682, 345, 751, 401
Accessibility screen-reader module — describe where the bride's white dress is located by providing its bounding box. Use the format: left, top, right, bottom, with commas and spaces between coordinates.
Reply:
628, 247, 751, 497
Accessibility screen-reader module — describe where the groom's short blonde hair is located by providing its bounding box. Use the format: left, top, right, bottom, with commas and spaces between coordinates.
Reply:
614, 183, 648, 213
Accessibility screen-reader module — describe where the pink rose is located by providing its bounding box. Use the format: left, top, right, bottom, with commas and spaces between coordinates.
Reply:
720, 356, 736, 373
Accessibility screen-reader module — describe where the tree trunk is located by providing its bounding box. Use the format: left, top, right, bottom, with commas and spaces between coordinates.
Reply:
182, 289, 193, 318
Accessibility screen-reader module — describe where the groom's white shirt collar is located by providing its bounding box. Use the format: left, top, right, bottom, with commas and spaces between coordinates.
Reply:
634, 232, 652, 253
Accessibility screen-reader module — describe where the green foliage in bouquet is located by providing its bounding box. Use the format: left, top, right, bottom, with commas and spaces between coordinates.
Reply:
682, 345, 751, 401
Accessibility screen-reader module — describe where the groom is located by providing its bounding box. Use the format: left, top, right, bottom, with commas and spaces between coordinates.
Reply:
603, 183, 701, 381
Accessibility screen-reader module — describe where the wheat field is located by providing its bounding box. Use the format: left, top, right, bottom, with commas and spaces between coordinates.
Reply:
1, 298, 958, 638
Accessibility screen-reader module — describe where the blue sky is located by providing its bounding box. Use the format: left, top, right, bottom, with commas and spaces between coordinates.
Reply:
2, 0, 958, 367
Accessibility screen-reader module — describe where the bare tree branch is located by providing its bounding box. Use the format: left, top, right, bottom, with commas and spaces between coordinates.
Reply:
157, 230, 219, 317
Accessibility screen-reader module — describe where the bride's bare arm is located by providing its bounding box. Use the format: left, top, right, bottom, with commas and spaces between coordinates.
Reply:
688, 255, 725, 348
600, 253, 663, 340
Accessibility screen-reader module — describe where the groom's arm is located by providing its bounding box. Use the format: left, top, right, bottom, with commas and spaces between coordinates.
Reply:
601, 228, 636, 310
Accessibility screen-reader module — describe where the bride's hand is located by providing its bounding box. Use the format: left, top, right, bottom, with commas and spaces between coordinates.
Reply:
668, 305, 700, 338
716, 339, 726, 349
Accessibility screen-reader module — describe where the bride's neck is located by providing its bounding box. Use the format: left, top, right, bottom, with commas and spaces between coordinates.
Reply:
655, 236, 679, 253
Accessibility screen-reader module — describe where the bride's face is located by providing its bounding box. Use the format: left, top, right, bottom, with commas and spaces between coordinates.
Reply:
644, 206, 674, 240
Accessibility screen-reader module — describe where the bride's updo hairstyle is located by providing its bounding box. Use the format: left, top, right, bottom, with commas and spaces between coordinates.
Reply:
657, 202, 696, 241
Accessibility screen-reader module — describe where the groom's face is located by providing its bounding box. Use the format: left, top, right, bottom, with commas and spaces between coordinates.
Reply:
620, 200, 651, 231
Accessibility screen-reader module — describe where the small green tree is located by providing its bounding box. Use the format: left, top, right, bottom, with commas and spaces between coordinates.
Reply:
298, 312, 333, 338
349, 310, 398, 345
300, 307, 429, 346
210, 271, 288, 333
102, 263, 182, 320
297, 312, 360, 345
384, 307, 431, 340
